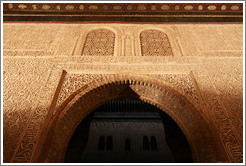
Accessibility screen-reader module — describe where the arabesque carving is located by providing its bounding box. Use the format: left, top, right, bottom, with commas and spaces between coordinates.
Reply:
3, 23, 243, 163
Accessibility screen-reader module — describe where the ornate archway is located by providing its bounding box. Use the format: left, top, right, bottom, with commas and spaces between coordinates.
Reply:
35, 74, 227, 163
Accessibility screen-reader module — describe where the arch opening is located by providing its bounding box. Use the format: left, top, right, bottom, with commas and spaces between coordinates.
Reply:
37, 75, 225, 163
64, 99, 193, 163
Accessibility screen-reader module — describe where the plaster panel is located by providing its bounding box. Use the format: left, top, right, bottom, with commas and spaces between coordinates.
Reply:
3, 58, 61, 162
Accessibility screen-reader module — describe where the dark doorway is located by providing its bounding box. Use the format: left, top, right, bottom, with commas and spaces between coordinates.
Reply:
65, 99, 193, 163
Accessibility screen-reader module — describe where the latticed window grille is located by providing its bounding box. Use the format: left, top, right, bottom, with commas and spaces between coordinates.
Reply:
140, 29, 173, 56
82, 29, 115, 56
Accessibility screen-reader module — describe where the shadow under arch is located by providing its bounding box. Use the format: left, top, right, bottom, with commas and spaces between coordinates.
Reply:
36, 74, 227, 163
65, 98, 193, 163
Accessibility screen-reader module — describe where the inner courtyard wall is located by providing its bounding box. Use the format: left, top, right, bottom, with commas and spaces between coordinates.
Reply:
3, 23, 243, 163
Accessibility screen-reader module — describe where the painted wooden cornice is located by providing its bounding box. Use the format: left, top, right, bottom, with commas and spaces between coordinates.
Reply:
3, 3, 243, 23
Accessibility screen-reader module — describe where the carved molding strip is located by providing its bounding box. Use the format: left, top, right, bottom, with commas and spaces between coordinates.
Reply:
31, 70, 67, 162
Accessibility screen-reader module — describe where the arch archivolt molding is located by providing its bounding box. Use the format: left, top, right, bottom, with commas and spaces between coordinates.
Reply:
35, 74, 227, 163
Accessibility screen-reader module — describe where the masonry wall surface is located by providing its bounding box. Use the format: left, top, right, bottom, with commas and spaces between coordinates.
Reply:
3, 23, 243, 163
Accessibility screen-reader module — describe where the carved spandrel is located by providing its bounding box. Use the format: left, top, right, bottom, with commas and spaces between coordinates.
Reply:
56, 73, 105, 108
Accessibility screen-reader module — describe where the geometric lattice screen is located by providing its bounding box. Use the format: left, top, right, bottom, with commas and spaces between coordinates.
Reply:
140, 29, 173, 56
82, 29, 115, 56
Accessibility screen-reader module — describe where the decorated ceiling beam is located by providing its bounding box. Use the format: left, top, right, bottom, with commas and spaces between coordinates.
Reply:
3, 3, 243, 23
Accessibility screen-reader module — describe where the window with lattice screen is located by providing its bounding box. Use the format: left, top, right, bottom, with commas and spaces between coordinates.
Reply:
140, 29, 173, 56
82, 29, 115, 56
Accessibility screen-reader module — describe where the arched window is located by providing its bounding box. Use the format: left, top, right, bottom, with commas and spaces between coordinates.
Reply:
82, 29, 115, 56
125, 138, 131, 151
98, 136, 105, 151
151, 136, 158, 150
140, 29, 173, 56
106, 136, 113, 150
143, 136, 150, 150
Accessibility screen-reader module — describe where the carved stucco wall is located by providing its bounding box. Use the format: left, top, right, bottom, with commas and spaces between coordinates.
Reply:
3, 23, 243, 163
